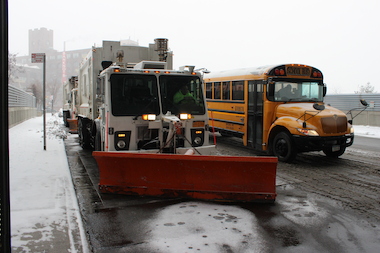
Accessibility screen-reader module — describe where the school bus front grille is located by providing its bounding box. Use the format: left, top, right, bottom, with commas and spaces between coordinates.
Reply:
321, 116, 347, 134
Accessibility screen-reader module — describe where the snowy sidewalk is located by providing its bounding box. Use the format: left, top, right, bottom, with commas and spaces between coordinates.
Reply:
9, 114, 88, 253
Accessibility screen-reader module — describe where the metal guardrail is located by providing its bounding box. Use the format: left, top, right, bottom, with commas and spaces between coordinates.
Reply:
8, 85, 37, 108
324, 94, 380, 112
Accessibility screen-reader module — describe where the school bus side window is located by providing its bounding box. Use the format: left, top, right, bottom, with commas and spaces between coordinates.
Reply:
222, 81, 230, 100
206, 82, 212, 99
232, 81, 244, 100
214, 82, 221, 99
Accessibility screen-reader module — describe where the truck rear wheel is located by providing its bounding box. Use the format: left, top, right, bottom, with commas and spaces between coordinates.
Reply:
63, 111, 70, 127
78, 118, 91, 149
323, 146, 346, 158
272, 132, 297, 162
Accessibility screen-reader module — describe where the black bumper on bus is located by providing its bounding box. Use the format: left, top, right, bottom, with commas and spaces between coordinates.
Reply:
292, 133, 354, 152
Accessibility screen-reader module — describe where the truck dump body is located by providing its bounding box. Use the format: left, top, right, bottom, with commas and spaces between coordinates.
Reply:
93, 152, 277, 202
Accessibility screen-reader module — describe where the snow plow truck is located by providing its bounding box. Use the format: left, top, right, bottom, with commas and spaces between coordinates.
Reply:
69, 38, 277, 202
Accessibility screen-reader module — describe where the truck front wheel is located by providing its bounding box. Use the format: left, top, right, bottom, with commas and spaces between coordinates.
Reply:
272, 132, 297, 162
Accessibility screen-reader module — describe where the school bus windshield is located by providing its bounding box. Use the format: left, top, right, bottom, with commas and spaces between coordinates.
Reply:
271, 80, 324, 102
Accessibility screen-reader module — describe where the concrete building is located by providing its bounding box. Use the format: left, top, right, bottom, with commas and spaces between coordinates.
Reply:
13, 28, 94, 110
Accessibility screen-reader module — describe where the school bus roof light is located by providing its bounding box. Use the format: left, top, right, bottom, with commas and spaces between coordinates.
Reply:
312, 71, 322, 78
274, 68, 285, 76
114, 68, 121, 72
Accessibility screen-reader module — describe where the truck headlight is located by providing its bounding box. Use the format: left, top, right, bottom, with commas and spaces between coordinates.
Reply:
193, 137, 202, 145
117, 140, 126, 149
180, 113, 191, 120
142, 114, 156, 121
297, 128, 319, 136
191, 129, 204, 147
114, 131, 131, 150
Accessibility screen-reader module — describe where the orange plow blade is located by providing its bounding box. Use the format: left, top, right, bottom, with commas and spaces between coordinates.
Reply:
93, 152, 277, 202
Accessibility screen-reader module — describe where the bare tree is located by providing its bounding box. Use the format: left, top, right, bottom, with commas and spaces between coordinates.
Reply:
355, 82, 376, 94
29, 82, 43, 109
8, 52, 24, 82
47, 78, 62, 111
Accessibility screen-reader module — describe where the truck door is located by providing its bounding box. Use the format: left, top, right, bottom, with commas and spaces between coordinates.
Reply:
247, 80, 264, 150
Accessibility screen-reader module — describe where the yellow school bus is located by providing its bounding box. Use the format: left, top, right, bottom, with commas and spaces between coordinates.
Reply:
204, 64, 354, 162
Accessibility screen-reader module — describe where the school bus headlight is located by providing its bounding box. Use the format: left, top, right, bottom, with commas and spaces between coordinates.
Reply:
350, 127, 354, 134
142, 114, 156, 121
180, 113, 191, 120
297, 128, 319, 136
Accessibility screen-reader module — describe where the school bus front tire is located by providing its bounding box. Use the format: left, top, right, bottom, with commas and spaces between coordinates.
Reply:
272, 131, 297, 162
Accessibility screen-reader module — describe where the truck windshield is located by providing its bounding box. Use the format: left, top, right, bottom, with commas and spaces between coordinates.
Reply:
160, 75, 206, 115
272, 80, 324, 102
110, 74, 160, 116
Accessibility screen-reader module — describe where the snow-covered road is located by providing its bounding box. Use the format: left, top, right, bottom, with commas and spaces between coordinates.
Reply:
9, 114, 380, 252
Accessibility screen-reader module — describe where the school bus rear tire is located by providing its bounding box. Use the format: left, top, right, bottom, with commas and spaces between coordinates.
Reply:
272, 132, 297, 162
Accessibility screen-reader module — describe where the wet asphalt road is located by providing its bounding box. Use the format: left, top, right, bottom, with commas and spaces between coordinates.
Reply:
64, 135, 380, 253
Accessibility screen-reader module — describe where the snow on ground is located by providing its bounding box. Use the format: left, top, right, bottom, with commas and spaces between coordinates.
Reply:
9, 114, 88, 252
353, 125, 380, 139
8, 114, 379, 252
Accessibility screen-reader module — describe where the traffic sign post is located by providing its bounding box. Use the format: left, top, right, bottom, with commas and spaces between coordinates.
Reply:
31, 53, 47, 150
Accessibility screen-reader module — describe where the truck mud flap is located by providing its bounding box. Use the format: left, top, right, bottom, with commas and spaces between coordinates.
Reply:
67, 119, 78, 134
92, 152, 277, 202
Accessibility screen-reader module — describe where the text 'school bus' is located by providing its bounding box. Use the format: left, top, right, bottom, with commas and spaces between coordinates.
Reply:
204, 64, 354, 162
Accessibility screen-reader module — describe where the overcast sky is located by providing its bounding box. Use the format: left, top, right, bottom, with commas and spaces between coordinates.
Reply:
8, 0, 380, 94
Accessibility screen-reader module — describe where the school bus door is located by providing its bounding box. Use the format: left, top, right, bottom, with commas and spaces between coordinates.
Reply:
247, 80, 264, 150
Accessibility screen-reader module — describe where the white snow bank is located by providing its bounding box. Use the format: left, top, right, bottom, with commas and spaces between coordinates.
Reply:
353, 125, 380, 139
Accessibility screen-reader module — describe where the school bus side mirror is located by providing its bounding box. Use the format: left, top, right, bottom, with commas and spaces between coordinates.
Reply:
323, 85, 327, 97
267, 81, 275, 100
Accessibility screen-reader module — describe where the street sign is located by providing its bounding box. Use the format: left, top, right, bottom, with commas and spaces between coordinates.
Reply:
31, 53, 47, 150
31, 53, 45, 63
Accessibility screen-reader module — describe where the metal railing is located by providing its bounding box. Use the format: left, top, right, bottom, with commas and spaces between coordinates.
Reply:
8, 85, 37, 108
